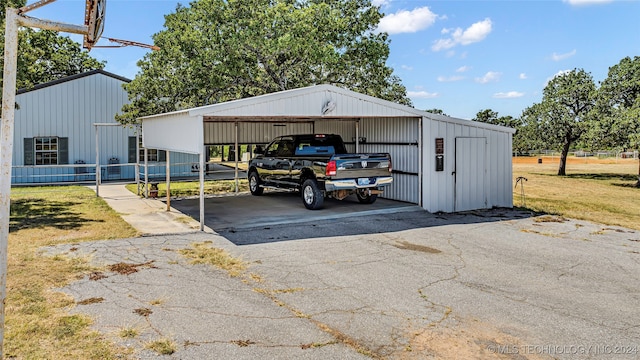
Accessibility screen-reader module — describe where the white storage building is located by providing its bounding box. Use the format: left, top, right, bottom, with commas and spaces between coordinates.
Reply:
141, 84, 515, 227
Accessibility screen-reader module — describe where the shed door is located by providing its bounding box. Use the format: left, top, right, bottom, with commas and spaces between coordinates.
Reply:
455, 137, 487, 211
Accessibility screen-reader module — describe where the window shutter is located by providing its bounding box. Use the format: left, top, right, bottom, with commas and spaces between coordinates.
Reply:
158, 150, 166, 162
58, 137, 69, 164
128, 136, 137, 163
23, 138, 34, 165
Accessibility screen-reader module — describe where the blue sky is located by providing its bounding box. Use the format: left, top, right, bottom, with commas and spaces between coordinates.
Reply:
27, 0, 640, 120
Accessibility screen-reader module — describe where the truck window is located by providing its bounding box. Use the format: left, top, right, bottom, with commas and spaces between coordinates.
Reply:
266, 140, 295, 157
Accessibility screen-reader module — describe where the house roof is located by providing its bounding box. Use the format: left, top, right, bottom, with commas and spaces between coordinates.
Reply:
17, 69, 130, 95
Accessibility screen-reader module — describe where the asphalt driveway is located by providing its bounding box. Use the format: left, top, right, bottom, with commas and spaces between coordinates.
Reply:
43, 209, 640, 359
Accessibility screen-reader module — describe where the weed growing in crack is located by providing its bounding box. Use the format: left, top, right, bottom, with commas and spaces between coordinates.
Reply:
178, 242, 247, 277
146, 338, 176, 355
118, 327, 139, 338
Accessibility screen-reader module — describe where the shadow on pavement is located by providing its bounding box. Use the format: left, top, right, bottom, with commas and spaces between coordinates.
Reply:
169, 192, 537, 245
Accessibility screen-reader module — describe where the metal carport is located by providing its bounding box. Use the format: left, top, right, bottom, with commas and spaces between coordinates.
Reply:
140, 84, 424, 231
140, 84, 515, 231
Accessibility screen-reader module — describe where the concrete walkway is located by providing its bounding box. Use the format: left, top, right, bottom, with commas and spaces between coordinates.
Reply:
91, 184, 210, 235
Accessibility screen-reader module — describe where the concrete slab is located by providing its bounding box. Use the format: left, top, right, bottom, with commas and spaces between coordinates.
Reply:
170, 191, 420, 231
92, 184, 208, 235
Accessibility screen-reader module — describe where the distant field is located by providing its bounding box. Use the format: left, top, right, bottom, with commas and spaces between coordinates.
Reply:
512, 156, 639, 230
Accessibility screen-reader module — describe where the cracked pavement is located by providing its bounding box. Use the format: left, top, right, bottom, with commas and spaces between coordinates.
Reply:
42, 209, 640, 359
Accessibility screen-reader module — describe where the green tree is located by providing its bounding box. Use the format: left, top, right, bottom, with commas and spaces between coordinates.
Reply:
424, 108, 449, 116
0, 1, 105, 91
473, 108, 519, 128
522, 69, 596, 175
588, 56, 640, 186
117, 0, 411, 125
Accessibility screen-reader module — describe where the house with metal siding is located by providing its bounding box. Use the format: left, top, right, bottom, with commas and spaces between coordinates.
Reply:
11, 70, 196, 184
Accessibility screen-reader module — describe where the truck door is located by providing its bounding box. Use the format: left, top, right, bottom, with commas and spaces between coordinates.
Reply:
261, 138, 294, 182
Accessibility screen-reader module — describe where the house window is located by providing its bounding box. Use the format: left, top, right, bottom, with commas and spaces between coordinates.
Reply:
24, 137, 68, 166
128, 136, 166, 163
35, 137, 58, 165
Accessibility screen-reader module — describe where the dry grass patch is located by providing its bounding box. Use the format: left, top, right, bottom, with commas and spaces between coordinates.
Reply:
179, 242, 247, 277
146, 338, 176, 355
513, 157, 640, 230
6, 186, 137, 359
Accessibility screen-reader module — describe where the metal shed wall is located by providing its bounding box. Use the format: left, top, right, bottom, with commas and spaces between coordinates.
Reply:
422, 116, 513, 213
203, 121, 314, 145
12, 72, 136, 183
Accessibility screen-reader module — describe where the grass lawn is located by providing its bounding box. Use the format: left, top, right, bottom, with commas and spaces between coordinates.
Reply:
513, 156, 640, 230
125, 178, 249, 198
6, 186, 137, 359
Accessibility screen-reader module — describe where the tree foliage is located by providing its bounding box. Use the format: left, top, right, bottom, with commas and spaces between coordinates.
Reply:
117, 0, 411, 124
0, 0, 105, 91
424, 108, 449, 116
587, 56, 640, 186
473, 108, 519, 128
520, 69, 596, 175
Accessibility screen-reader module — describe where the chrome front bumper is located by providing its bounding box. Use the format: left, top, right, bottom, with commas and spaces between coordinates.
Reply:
324, 176, 393, 192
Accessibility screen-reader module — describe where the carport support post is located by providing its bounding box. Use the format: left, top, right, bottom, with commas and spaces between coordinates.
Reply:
355, 120, 360, 153
95, 124, 100, 196
165, 151, 170, 211
135, 125, 140, 196
199, 148, 205, 231
234, 122, 239, 194
144, 148, 149, 198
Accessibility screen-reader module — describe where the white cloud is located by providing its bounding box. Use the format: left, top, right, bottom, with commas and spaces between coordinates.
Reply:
401, 65, 413, 71
377, 7, 438, 34
546, 69, 571, 84
408, 90, 439, 99
551, 49, 577, 61
475, 71, 501, 84
493, 91, 524, 99
456, 65, 471, 73
432, 18, 492, 51
372, 0, 390, 6
563, 0, 613, 5
519, 73, 527, 80
437, 75, 465, 82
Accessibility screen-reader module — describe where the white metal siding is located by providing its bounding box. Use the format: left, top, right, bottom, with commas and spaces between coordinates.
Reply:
203, 122, 313, 144
12, 72, 136, 183
422, 117, 513, 212
189, 85, 422, 118
455, 137, 487, 211
314, 120, 356, 141
358, 117, 420, 204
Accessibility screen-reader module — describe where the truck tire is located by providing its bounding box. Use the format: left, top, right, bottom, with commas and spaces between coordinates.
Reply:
356, 189, 378, 204
301, 179, 324, 210
249, 171, 264, 196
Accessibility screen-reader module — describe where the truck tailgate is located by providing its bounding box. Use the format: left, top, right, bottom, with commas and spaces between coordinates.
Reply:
331, 153, 392, 179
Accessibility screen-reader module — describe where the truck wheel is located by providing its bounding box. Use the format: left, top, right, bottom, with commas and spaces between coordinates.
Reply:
301, 179, 324, 210
249, 171, 264, 196
356, 189, 378, 204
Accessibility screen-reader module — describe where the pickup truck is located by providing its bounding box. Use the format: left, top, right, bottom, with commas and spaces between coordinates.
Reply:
248, 134, 393, 210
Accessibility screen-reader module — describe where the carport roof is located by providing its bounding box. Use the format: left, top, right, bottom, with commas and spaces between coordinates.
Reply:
139, 84, 515, 134
140, 84, 425, 121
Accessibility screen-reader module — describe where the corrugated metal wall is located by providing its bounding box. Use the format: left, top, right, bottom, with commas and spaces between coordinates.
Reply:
358, 117, 421, 203
422, 118, 513, 212
11, 72, 196, 184
203, 122, 314, 144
